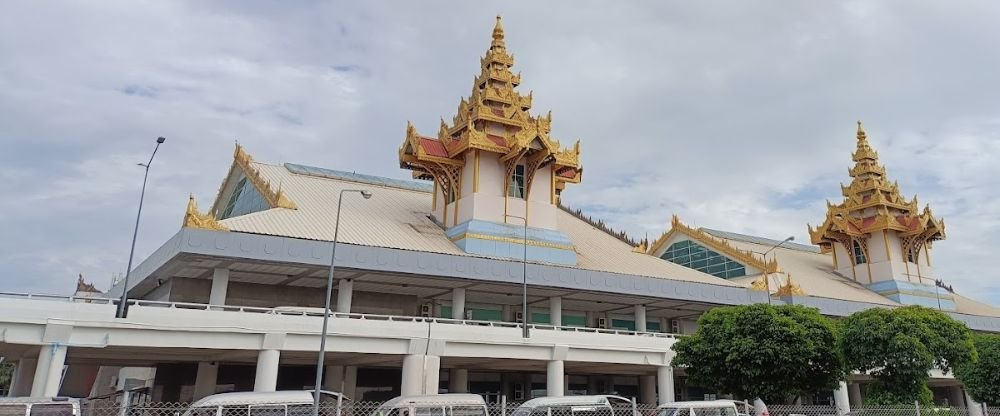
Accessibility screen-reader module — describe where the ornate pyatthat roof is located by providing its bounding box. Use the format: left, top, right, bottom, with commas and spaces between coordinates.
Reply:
647, 215, 780, 274
399, 16, 583, 196
184, 194, 229, 231
809, 122, 945, 250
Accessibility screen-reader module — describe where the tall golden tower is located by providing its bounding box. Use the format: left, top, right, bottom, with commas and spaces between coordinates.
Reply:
809, 122, 949, 308
399, 16, 583, 265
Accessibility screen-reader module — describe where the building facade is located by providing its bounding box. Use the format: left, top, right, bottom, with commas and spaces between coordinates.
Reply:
2, 16, 998, 411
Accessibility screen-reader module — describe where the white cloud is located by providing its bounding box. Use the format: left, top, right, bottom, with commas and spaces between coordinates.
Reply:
0, 0, 997, 305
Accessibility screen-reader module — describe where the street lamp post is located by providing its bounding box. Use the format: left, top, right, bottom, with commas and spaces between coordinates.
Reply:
116, 137, 166, 319
505, 214, 529, 339
760, 236, 795, 305
313, 189, 372, 416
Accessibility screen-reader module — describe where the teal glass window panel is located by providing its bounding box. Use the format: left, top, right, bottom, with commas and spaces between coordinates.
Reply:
611, 319, 635, 331
660, 240, 748, 279
508, 165, 525, 198
531, 312, 550, 324
440, 306, 452, 318
563, 315, 586, 327
471, 309, 502, 321
646, 322, 661, 332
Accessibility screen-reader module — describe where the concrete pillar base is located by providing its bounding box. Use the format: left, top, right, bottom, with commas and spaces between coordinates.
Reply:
401, 355, 441, 396
193, 362, 219, 400
254, 349, 280, 392
657, 366, 675, 405
449, 369, 469, 393
546, 360, 565, 397
833, 381, 850, 415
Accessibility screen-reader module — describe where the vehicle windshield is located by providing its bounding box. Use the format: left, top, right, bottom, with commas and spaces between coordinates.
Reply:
658, 408, 736, 416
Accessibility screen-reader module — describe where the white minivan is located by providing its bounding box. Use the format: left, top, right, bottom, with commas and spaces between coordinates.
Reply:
511, 395, 638, 416
368, 394, 488, 416
182, 390, 348, 416
0, 397, 81, 416
655, 401, 739, 416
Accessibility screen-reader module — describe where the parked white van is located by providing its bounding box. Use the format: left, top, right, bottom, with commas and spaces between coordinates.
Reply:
511, 395, 638, 416
655, 401, 739, 416
368, 394, 488, 416
182, 390, 348, 416
0, 397, 82, 416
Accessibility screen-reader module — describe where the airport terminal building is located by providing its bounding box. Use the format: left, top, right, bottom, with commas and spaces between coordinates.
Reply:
2, 16, 998, 411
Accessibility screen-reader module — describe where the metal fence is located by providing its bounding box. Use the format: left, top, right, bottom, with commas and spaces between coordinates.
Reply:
71, 400, 999, 416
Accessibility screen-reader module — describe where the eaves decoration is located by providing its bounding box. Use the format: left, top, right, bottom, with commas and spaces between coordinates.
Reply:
647, 214, 780, 274
210, 143, 298, 216
183, 194, 229, 231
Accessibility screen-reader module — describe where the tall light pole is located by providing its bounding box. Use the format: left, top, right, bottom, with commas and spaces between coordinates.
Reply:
760, 236, 795, 305
116, 137, 166, 319
505, 213, 529, 339
314, 189, 371, 416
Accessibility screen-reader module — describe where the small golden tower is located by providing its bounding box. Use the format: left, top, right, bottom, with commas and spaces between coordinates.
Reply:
398, 16, 583, 265
808, 122, 948, 308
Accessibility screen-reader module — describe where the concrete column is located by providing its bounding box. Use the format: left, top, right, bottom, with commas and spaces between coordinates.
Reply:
965, 391, 984, 416
401, 355, 441, 396
833, 381, 850, 415
502, 305, 514, 322
324, 365, 344, 391
546, 360, 565, 397
634, 305, 647, 332
254, 349, 280, 392
209, 268, 230, 305
585, 311, 596, 328
9, 359, 36, 397
32, 344, 68, 397
193, 362, 219, 399
550, 297, 562, 327
947, 386, 965, 408
450, 369, 469, 393
337, 279, 353, 313
848, 382, 862, 408
657, 366, 675, 405
640, 375, 657, 405
343, 366, 357, 398
452, 288, 466, 320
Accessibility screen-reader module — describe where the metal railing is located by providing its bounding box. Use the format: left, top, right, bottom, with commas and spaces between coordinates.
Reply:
0, 292, 679, 338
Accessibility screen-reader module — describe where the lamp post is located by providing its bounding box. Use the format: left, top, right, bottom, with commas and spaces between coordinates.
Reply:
760, 236, 795, 305
505, 213, 529, 339
115, 137, 166, 319
313, 189, 372, 416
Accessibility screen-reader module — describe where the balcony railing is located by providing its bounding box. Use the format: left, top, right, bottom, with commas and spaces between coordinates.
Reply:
0, 292, 678, 339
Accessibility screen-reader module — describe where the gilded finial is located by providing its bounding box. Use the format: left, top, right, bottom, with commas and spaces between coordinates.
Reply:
856, 120, 867, 142
491, 15, 505, 49
184, 194, 229, 231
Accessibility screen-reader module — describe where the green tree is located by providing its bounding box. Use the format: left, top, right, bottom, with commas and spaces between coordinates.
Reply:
0, 360, 13, 393
956, 333, 1000, 404
672, 303, 845, 403
840, 306, 976, 405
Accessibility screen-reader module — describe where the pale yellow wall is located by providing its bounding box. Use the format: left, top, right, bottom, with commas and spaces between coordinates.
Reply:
448, 151, 558, 229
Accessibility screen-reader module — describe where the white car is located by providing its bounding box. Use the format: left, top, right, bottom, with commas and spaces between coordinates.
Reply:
0, 397, 81, 416
512, 395, 639, 416
369, 394, 488, 416
181, 390, 348, 416
655, 401, 740, 416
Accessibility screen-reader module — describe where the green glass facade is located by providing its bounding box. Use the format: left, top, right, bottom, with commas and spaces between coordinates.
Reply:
660, 239, 747, 279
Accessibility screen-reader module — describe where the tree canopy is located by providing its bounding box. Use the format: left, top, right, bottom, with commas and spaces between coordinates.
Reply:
672, 303, 844, 403
956, 333, 1000, 405
840, 305, 976, 405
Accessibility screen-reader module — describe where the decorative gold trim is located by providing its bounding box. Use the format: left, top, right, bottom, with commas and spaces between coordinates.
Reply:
212, 144, 297, 215
647, 215, 779, 274
432, 181, 438, 211
453, 169, 461, 227
183, 194, 229, 231
450, 232, 575, 251
774, 274, 807, 297
924, 244, 931, 267
831, 244, 839, 269
750, 275, 769, 292
473, 149, 480, 193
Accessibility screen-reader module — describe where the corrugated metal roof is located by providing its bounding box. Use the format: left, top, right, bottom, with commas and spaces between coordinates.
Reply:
219, 162, 739, 287
702, 228, 821, 253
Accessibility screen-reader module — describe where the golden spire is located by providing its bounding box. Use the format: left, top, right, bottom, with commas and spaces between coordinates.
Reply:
492, 15, 505, 50
852, 120, 878, 162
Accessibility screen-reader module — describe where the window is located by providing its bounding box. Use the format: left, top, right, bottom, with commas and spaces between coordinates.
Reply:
222, 177, 248, 217
220, 175, 270, 219
660, 240, 747, 279
906, 248, 917, 263
508, 164, 525, 198
852, 240, 867, 265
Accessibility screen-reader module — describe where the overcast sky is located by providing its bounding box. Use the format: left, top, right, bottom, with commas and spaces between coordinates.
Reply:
1, 1, 998, 305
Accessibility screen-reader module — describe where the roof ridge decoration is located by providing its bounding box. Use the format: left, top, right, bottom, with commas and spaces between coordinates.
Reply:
808, 121, 945, 255
211, 143, 298, 215
399, 16, 583, 200
557, 202, 642, 247
183, 194, 229, 231
774, 274, 807, 297
647, 214, 780, 274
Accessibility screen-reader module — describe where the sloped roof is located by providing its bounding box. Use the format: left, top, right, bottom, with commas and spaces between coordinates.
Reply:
704, 229, 1000, 315
216, 161, 740, 287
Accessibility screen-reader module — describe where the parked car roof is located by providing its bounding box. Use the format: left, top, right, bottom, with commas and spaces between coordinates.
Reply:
656, 401, 740, 409
378, 394, 486, 408
189, 390, 344, 407
517, 395, 632, 408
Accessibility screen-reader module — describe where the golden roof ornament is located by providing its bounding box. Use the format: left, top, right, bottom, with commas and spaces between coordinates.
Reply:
774, 274, 807, 297
646, 215, 781, 274
184, 194, 229, 231
750, 276, 769, 291
809, 121, 945, 251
